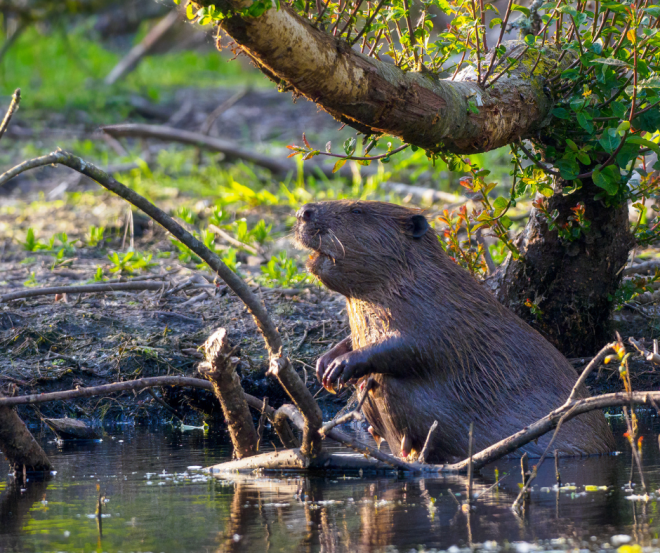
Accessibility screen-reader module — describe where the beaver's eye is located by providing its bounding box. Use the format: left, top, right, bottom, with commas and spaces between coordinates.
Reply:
351, 208, 363, 215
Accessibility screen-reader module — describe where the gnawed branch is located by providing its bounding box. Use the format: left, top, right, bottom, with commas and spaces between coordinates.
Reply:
197, 0, 565, 154
0, 150, 322, 457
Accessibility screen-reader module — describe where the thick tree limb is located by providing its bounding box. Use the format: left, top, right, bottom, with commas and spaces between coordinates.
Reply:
197, 0, 563, 154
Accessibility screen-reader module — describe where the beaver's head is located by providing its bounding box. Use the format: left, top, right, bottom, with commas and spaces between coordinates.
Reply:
294, 200, 431, 298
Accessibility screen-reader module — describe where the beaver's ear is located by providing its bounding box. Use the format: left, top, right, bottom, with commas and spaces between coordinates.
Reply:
409, 214, 429, 239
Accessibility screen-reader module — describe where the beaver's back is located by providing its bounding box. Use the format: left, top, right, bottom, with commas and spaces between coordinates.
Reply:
346, 221, 615, 460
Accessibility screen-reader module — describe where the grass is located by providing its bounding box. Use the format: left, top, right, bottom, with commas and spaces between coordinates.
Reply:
0, 21, 266, 116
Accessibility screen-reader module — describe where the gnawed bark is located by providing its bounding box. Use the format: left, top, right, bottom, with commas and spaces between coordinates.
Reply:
489, 179, 632, 356
201, 329, 259, 459
197, 0, 561, 154
0, 402, 53, 474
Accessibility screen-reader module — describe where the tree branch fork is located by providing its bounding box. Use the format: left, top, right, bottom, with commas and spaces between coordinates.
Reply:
200, 0, 563, 154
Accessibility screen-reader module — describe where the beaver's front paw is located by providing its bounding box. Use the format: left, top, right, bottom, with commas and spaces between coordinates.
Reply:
322, 353, 368, 391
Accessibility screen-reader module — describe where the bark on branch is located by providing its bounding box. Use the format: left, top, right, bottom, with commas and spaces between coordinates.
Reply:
198, 0, 563, 154
201, 329, 258, 459
0, 151, 322, 458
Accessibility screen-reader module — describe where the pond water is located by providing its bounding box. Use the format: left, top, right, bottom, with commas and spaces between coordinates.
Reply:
1, 416, 659, 553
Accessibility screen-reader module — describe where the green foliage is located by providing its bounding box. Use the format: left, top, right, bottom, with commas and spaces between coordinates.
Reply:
0, 23, 263, 114
107, 251, 157, 274
85, 226, 106, 248
259, 252, 309, 287
21, 228, 41, 252
23, 271, 38, 287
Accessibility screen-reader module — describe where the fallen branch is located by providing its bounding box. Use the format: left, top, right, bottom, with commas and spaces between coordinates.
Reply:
0, 150, 322, 459
0, 281, 166, 303
0, 88, 20, 141
102, 124, 312, 176
0, 376, 215, 406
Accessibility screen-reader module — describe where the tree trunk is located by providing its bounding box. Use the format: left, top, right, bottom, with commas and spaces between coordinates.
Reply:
489, 180, 632, 357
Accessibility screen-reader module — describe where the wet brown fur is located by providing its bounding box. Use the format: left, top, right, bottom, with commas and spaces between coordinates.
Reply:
295, 200, 615, 463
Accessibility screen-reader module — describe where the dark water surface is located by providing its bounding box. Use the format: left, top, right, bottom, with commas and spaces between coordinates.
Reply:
1, 418, 660, 553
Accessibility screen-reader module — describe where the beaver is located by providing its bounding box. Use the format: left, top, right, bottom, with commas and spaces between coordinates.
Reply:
295, 200, 615, 462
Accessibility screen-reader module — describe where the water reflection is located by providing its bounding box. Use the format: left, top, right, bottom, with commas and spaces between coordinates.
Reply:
0, 425, 659, 552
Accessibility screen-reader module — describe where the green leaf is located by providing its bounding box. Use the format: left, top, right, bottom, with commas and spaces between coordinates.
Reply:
332, 159, 348, 173
644, 6, 660, 16
633, 108, 660, 132
599, 131, 621, 153
593, 165, 620, 195
492, 196, 508, 217
616, 143, 641, 167
538, 185, 554, 198
489, 17, 502, 28
343, 137, 356, 156
555, 158, 580, 180
566, 139, 579, 151
577, 151, 591, 165
638, 77, 660, 90
511, 4, 530, 16
577, 112, 594, 133
591, 57, 631, 68
552, 107, 571, 119
616, 121, 630, 135
611, 102, 627, 119
627, 136, 660, 156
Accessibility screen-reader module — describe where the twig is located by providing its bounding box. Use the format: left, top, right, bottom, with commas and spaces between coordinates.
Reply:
0, 88, 21, 141
565, 341, 617, 403
554, 449, 561, 485
467, 422, 474, 505
623, 405, 646, 492
104, 10, 180, 85
511, 406, 575, 511
256, 397, 269, 451
0, 281, 166, 303
320, 378, 374, 435
208, 224, 262, 256
200, 88, 250, 135
0, 376, 216, 406
629, 337, 660, 364
418, 420, 439, 464
147, 388, 183, 421
0, 150, 323, 457
517, 140, 560, 177
0, 20, 27, 65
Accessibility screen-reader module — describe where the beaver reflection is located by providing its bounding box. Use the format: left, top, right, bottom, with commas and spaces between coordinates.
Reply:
295, 200, 614, 463
213, 465, 628, 553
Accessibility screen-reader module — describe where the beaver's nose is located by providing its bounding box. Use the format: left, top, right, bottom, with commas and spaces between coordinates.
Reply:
297, 205, 315, 222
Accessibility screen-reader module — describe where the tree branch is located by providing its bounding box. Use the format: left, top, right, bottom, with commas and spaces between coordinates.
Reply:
0, 150, 323, 457
198, 0, 564, 154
